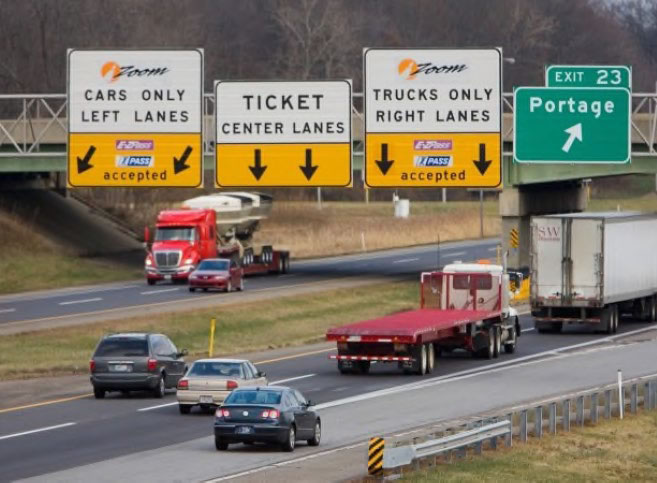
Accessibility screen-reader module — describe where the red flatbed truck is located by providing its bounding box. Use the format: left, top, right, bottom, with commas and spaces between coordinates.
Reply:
326, 262, 522, 375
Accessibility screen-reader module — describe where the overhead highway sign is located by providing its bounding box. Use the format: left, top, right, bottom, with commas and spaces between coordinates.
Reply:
364, 48, 502, 188
215, 80, 352, 187
514, 87, 631, 164
546, 65, 631, 89
67, 49, 203, 187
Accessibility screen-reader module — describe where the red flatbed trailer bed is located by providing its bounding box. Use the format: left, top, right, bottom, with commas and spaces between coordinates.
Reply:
326, 270, 518, 375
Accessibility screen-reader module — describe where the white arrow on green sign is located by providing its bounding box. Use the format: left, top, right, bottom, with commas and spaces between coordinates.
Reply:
514, 87, 631, 164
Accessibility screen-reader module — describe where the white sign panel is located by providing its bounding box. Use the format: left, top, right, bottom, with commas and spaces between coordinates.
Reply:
365, 48, 501, 133
216, 80, 351, 144
68, 49, 203, 133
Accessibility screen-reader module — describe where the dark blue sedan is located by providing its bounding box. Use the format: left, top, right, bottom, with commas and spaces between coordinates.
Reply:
213, 386, 321, 451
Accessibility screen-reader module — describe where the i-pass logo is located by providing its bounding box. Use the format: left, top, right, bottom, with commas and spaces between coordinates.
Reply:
414, 156, 453, 167
116, 155, 155, 168
397, 58, 468, 80
101, 61, 170, 83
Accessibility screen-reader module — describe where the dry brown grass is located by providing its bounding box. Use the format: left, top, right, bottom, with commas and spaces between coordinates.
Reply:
406, 411, 657, 482
253, 201, 500, 258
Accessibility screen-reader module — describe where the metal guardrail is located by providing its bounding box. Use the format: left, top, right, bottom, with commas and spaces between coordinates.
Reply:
368, 370, 657, 479
381, 420, 511, 472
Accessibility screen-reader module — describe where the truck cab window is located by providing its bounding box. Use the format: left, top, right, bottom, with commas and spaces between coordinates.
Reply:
154, 227, 196, 242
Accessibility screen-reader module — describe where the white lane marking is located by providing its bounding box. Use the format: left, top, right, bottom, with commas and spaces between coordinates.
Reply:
445, 251, 466, 257
522, 328, 535, 333
278, 274, 297, 278
270, 374, 316, 385
0, 284, 140, 304
315, 324, 657, 411
331, 386, 349, 392
0, 308, 16, 314
393, 258, 420, 264
137, 402, 178, 412
205, 441, 366, 482
140, 288, 180, 295
488, 247, 499, 252
0, 422, 76, 441
58, 297, 102, 306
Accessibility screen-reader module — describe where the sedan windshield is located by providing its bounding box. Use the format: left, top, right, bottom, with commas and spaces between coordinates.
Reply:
95, 339, 149, 357
197, 260, 229, 271
225, 390, 282, 405
155, 227, 195, 242
188, 361, 242, 378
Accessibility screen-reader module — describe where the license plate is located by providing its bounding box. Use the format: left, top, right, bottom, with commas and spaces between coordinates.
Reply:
200, 395, 213, 404
110, 364, 130, 372
164, 275, 172, 281
235, 426, 253, 434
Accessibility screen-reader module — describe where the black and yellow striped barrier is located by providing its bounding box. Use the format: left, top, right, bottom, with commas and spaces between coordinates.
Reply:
368, 437, 385, 476
510, 228, 519, 249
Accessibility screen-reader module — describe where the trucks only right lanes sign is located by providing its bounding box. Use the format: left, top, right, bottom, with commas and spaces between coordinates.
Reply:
364, 48, 502, 188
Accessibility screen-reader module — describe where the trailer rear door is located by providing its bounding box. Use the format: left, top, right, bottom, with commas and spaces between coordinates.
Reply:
570, 218, 602, 301
532, 217, 563, 300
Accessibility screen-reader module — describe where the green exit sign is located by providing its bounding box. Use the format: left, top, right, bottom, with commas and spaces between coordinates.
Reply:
546, 65, 631, 89
514, 87, 631, 164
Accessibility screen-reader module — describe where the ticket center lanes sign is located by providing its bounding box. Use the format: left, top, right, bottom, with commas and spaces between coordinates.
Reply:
364, 48, 502, 188
67, 49, 203, 187
215, 80, 352, 187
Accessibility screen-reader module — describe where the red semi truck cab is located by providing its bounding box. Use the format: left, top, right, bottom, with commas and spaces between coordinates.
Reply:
145, 209, 238, 285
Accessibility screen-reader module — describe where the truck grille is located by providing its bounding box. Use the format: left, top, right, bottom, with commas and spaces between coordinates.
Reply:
155, 251, 180, 268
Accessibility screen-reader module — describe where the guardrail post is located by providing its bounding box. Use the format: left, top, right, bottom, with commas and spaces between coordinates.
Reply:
644, 382, 651, 410
591, 393, 599, 424
651, 381, 657, 410
631, 384, 638, 414
535, 406, 543, 438
563, 399, 571, 431
520, 410, 528, 442
604, 389, 612, 419
549, 402, 557, 434
505, 414, 512, 448
576, 396, 584, 426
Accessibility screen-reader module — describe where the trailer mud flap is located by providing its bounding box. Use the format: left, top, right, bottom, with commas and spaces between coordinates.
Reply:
472, 332, 489, 352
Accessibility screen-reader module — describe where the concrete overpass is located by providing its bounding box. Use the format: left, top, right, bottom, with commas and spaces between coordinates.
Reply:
2, 91, 657, 271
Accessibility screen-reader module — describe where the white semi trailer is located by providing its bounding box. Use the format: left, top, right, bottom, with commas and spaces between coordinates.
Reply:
530, 212, 657, 333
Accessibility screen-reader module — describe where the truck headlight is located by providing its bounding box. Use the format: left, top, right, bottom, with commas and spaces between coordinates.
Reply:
145, 259, 152, 266
184, 258, 194, 265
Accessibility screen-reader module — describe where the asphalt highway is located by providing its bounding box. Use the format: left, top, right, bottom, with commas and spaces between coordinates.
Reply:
0, 239, 499, 331
3, 314, 657, 482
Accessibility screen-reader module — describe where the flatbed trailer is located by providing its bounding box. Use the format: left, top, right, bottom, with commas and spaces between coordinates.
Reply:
326, 265, 521, 375
219, 245, 290, 276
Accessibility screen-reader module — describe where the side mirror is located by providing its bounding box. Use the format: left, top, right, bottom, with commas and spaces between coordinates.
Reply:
306, 399, 313, 407
258, 371, 266, 378
144, 226, 150, 243
178, 349, 188, 358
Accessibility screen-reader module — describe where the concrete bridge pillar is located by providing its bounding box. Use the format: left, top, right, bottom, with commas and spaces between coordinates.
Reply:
500, 182, 587, 272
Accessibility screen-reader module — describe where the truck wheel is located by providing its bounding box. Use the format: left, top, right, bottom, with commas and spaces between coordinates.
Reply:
651, 295, 657, 323
417, 344, 428, 375
601, 306, 614, 334
426, 344, 435, 374
484, 329, 495, 359
493, 328, 501, 358
504, 326, 517, 354
337, 360, 351, 375
612, 305, 619, 333
356, 361, 371, 374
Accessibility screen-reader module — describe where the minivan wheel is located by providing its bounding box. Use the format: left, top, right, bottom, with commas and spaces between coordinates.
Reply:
93, 388, 105, 399
282, 425, 296, 452
153, 376, 165, 398
308, 420, 321, 446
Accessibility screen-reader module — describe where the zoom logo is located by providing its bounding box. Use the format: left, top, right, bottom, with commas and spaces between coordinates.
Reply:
116, 155, 155, 168
414, 156, 453, 167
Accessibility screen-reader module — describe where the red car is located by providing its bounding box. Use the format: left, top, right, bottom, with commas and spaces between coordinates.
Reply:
188, 258, 244, 292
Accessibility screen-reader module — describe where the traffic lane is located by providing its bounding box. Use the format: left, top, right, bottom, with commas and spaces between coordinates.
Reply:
3, 315, 655, 481
31, 336, 657, 483
0, 239, 498, 324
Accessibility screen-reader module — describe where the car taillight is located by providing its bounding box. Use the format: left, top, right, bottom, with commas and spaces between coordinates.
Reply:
147, 358, 157, 371
261, 409, 279, 419
89, 360, 96, 372
226, 380, 238, 390
216, 408, 230, 418
177, 379, 188, 390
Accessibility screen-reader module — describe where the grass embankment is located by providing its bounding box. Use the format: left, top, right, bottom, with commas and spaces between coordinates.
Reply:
0, 211, 141, 294
0, 280, 417, 380
405, 411, 657, 482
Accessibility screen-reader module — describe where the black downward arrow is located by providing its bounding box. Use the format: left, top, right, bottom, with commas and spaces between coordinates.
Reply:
299, 149, 319, 181
174, 146, 192, 174
249, 149, 267, 180
473, 143, 491, 176
77, 145, 96, 174
375, 143, 394, 175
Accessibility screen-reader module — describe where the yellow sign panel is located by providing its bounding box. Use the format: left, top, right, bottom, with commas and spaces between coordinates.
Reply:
68, 134, 202, 187
365, 133, 501, 188
216, 144, 351, 187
